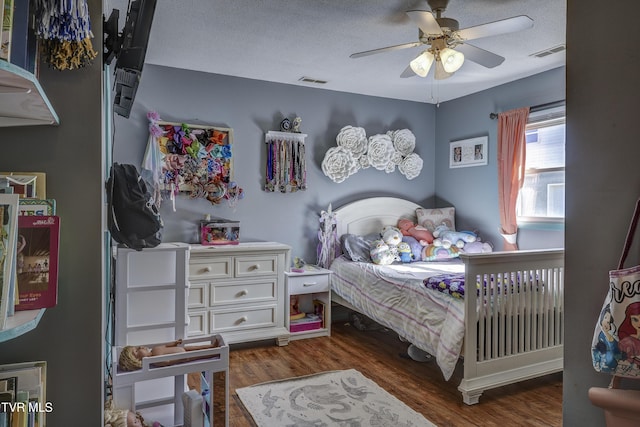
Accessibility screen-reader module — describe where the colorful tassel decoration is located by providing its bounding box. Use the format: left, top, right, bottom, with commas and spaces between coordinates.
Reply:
34, 0, 97, 70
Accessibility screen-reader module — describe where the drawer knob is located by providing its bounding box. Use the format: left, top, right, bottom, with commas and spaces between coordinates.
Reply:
238, 289, 248, 297
204, 266, 212, 273
249, 264, 260, 271
239, 316, 248, 323
303, 282, 317, 287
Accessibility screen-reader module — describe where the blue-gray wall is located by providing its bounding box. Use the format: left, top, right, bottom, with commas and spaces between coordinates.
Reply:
0, 0, 104, 424
564, 0, 640, 425
435, 67, 565, 249
113, 65, 436, 263
114, 65, 565, 261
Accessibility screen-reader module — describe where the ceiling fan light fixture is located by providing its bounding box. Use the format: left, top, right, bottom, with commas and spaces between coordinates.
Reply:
434, 60, 452, 80
409, 50, 435, 77
440, 47, 465, 73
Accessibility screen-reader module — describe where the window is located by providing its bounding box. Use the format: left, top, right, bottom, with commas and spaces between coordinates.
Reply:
517, 105, 566, 223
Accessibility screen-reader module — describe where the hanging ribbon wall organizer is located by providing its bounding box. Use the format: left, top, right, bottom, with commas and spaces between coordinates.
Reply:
264, 131, 307, 193
34, 0, 98, 70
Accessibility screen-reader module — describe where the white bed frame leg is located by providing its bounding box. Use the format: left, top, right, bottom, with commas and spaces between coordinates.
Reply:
459, 388, 482, 405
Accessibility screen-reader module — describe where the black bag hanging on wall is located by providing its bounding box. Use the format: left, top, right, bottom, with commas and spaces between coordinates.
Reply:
106, 163, 162, 251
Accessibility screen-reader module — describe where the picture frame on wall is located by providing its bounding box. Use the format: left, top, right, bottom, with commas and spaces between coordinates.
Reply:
449, 136, 488, 168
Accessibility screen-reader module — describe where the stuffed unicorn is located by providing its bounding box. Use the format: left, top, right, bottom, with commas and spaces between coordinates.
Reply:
432, 223, 477, 249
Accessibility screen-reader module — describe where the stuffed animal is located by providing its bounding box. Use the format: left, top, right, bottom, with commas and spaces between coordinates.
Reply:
382, 226, 402, 261
370, 239, 395, 265
402, 236, 423, 261
397, 219, 434, 245
397, 241, 413, 263
432, 223, 477, 249
461, 241, 493, 253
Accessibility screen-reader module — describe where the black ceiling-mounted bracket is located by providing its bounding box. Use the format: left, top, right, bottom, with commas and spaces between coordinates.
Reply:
103, 9, 122, 66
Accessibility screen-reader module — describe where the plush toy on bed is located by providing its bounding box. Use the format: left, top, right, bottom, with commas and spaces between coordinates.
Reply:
402, 236, 423, 261
461, 240, 494, 253
432, 223, 477, 249
397, 241, 414, 263
382, 226, 403, 261
397, 219, 434, 246
370, 239, 396, 265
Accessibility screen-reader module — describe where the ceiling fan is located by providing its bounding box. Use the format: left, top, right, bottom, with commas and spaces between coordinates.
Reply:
350, 0, 534, 80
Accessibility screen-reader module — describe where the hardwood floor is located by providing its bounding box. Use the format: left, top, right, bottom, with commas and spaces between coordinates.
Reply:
223, 320, 563, 426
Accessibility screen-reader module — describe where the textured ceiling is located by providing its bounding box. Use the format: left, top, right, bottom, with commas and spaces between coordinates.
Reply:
106, 0, 566, 104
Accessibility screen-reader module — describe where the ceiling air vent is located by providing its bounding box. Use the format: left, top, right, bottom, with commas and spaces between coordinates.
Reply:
298, 76, 328, 85
530, 44, 566, 58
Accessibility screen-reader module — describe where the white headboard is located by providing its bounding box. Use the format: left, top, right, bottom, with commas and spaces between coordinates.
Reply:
334, 197, 420, 236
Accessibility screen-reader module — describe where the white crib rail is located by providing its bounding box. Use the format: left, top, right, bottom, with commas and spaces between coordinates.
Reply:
459, 249, 564, 405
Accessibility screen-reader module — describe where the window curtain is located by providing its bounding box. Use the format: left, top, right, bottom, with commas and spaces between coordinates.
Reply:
497, 107, 530, 251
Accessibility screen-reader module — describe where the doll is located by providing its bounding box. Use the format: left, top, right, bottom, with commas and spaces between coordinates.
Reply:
118, 338, 219, 371
104, 408, 145, 427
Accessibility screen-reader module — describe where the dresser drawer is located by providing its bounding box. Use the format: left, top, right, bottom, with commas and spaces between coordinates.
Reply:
211, 306, 276, 332
189, 256, 233, 280
235, 255, 278, 277
287, 273, 330, 295
187, 311, 208, 337
210, 279, 276, 305
188, 283, 208, 309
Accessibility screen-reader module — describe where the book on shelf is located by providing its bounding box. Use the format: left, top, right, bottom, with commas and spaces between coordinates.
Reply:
0, 376, 17, 427
14, 216, 60, 311
8, 0, 37, 74
289, 313, 321, 325
0, 173, 46, 200
0, 361, 47, 427
313, 299, 326, 328
17, 200, 56, 217
0, 194, 19, 330
0, 0, 14, 61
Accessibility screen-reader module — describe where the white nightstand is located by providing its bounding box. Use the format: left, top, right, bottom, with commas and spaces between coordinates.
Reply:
285, 266, 332, 340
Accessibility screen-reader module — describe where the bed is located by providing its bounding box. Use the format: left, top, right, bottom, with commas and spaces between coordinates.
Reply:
328, 197, 564, 405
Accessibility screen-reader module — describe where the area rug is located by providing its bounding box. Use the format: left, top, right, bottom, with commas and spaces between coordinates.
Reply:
236, 369, 436, 426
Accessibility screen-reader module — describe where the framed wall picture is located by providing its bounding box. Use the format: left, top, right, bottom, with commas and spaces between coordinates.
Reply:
449, 136, 488, 168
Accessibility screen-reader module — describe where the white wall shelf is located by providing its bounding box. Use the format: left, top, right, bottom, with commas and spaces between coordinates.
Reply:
0, 309, 46, 343
0, 60, 59, 127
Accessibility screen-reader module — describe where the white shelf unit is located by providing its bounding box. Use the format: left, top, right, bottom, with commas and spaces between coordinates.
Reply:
285, 267, 332, 340
0, 309, 45, 343
0, 60, 59, 127
114, 243, 190, 345
113, 243, 229, 426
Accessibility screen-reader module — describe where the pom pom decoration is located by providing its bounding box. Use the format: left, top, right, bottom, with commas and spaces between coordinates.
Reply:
336, 126, 368, 156
388, 129, 416, 156
321, 146, 360, 183
34, 0, 98, 71
321, 126, 423, 182
398, 153, 424, 180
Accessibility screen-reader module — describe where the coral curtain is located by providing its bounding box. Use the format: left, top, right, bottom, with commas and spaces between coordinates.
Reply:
497, 107, 530, 251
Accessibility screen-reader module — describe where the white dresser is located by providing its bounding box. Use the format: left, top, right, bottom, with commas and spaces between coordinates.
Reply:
187, 242, 291, 346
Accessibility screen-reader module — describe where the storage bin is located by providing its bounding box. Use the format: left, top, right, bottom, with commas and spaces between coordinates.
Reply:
200, 218, 240, 245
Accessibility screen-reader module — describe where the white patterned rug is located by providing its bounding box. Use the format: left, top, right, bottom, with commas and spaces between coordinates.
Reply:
236, 369, 436, 426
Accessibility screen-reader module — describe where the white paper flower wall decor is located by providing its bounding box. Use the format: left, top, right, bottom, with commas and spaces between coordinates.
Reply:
321, 126, 423, 182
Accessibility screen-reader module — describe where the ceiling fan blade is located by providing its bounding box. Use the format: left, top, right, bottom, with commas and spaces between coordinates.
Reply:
400, 65, 417, 78
457, 15, 533, 41
406, 10, 443, 36
350, 41, 423, 59
455, 43, 505, 68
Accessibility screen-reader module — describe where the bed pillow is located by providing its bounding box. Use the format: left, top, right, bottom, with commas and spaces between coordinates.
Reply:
416, 207, 456, 232
341, 233, 378, 262
421, 244, 460, 261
